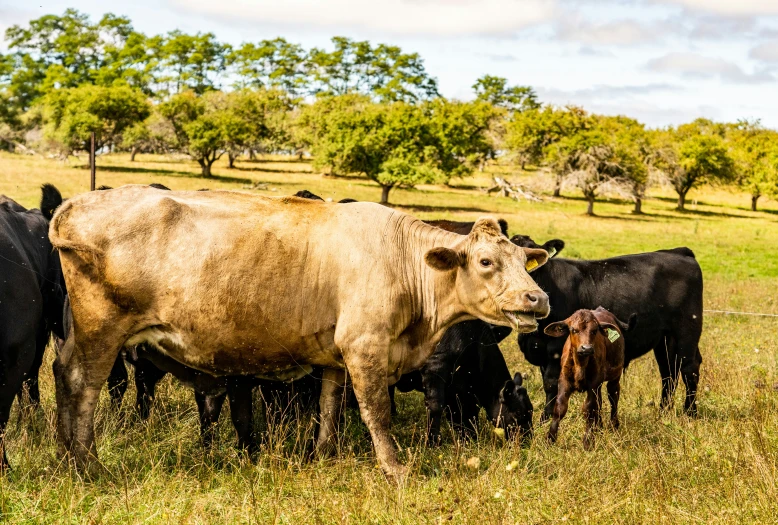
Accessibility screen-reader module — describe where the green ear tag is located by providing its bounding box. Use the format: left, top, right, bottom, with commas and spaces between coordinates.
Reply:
526, 258, 539, 271
606, 328, 620, 343
547, 247, 557, 257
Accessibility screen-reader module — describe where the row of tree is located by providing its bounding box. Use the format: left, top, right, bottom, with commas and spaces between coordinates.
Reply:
1, 10, 777, 211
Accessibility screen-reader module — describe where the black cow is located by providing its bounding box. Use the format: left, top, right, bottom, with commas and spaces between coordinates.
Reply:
391, 320, 533, 443
0, 185, 67, 469
511, 235, 703, 419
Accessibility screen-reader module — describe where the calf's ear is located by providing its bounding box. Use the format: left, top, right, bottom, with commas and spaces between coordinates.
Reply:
544, 321, 569, 337
513, 372, 523, 387
523, 247, 549, 272
425, 247, 463, 271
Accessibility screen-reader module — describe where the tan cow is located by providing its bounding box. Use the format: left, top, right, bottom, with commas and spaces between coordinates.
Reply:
50, 185, 549, 481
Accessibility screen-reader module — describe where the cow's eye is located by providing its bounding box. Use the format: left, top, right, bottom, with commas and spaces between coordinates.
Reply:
571, 329, 578, 334
480, 259, 492, 268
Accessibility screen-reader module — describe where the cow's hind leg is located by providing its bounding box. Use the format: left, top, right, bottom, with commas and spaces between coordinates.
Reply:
227, 377, 257, 456
195, 391, 227, 450
18, 325, 48, 413
606, 379, 621, 429
133, 359, 168, 419
54, 322, 130, 470
653, 338, 681, 411
314, 368, 346, 457
106, 356, 128, 411
680, 345, 702, 417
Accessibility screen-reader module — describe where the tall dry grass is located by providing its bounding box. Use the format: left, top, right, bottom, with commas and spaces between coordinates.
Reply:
0, 152, 776, 523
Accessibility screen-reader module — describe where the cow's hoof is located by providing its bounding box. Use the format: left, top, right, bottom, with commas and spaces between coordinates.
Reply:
583, 434, 594, 451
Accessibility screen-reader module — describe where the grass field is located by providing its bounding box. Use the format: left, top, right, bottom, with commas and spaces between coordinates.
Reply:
0, 151, 776, 524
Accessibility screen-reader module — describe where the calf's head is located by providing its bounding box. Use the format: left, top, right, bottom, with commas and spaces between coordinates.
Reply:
544, 309, 621, 361
425, 217, 550, 331
495, 373, 534, 441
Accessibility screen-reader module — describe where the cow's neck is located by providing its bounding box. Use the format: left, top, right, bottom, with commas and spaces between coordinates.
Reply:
396, 217, 472, 342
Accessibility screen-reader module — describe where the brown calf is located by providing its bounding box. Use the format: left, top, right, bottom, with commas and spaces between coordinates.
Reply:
544, 307, 635, 449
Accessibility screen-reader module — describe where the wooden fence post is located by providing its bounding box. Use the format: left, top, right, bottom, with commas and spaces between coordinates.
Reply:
90, 132, 96, 191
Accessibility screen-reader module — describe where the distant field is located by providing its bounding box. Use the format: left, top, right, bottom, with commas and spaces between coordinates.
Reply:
1, 152, 776, 523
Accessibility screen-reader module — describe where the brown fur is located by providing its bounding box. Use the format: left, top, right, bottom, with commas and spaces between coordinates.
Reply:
50, 185, 550, 482
544, 307, 626, 449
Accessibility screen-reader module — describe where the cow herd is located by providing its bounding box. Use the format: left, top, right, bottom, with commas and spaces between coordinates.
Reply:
0, 183, 703, 483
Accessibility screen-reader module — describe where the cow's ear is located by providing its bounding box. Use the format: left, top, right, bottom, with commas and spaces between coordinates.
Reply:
425, 247, 463, 271
542, 239, 565, 258
544, 321, 569, 337
523, 247, 549, 272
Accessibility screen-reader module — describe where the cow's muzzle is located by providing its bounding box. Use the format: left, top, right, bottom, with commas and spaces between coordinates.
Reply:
522, 290, 550, 319
577, 344, 594, 357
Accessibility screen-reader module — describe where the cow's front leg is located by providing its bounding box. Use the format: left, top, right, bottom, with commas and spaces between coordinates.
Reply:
315, 368, 346, 457
345, 354, 406, 484
540, 361, 561, 422
547, 381, 571, 444
421, 371, 447, 446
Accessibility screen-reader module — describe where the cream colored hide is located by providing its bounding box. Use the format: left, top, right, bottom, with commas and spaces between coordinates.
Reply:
50, 185, 549, 482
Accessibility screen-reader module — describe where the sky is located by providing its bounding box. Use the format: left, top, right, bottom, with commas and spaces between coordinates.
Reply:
2, 0, 778, 128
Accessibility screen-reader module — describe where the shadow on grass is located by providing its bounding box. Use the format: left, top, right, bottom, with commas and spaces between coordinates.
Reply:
94, 165, 256, 186
233, 166, 313, 175
239, 157, 311, 164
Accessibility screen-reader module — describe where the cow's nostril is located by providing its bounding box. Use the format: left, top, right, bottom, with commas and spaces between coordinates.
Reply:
526, 293, 538, 304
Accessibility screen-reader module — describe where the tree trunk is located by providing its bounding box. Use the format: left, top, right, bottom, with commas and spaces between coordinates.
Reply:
521, 160, 526, 170
632, 197, 642, 214
553, 174, 562, 197
200, 158, 213, 177
249, 149, 256, 161
298, 151, 304, 161
751, 194, 759, 212
380, 185, 392, 205
130, 146, 137, 162
586, 195, 595, 216
676, 191, 687, 211
228, 152, 236, 169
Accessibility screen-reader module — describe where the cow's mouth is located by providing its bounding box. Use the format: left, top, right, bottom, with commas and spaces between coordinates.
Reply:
503, 310, 538, 330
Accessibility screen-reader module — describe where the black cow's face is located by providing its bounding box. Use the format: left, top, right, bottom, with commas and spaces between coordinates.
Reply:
510, 235, 565, 258
496, 373, 534, 441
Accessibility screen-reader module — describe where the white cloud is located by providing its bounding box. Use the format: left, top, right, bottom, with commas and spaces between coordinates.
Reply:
750, 40, 778, 62
656, 0, 778, 17
646, 52, 774, 83
169, 0, 556, 37
555, 16, 673, 45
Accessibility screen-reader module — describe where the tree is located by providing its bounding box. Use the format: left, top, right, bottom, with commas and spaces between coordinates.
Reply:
538, 106, 593, 196
472, 75, 539, 112
303, 94, 484, 204
3, 10, 158, 112
506, 105, 584, 172
121, 111, 176, 160
307, 37, 439, 102
159, 90, 225, 176
157, 31, 230, 95
546, 115, 647, 216
650, 120, 735, 211
727, 121, 778, 211
39, 84, 150, 166
229, 38, 308, 96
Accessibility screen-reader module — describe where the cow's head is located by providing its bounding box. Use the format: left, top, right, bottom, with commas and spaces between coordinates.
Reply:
510, 234, 565, 258
425, 217, 550, 331
544, 309, 621, 363
495, 372, 534, 441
